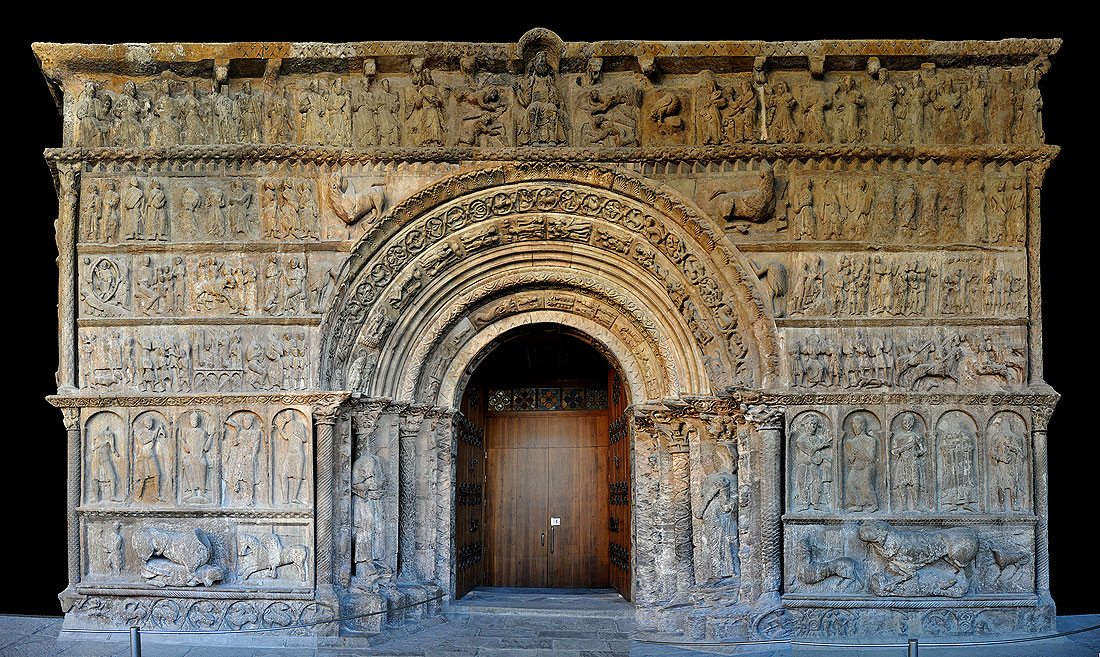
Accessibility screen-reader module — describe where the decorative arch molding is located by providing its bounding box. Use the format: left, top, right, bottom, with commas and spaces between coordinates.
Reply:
393, 267, 694, 402
319, 162, 780, 396
436, 310, 652, 408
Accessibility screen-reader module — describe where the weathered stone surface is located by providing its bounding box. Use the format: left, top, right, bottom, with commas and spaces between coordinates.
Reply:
34, 30, 1061, 643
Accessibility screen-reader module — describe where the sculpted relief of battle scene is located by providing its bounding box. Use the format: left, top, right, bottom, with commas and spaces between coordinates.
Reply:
36, 33, 1059, 641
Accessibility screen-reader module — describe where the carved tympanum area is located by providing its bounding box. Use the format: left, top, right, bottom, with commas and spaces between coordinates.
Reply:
37, 30, 1059, 642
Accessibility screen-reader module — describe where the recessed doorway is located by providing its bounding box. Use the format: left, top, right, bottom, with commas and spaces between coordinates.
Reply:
453, 324, 631, 600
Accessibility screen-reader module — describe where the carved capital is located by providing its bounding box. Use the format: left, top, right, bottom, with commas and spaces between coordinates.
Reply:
351, 398, 390, 439
1030, 405, 1056, 432
400, 404, 431, 435
60, 407, 80, 432
312, 393, 351, 426
741, 403, 785, 431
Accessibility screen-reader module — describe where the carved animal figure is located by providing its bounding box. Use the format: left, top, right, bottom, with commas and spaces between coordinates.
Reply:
131, 526, 223, 587
795, 536, 861, 592
328, 173, 385, 226
238, 533, 309, 582
710, 161, 775, 224
859, 520, 979, 576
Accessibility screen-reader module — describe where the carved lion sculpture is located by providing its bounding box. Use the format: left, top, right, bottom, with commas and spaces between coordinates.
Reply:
711, 161, 775, 224
132, 526, 224, 587
328, 173, 386, 226
858, 520, 979, 597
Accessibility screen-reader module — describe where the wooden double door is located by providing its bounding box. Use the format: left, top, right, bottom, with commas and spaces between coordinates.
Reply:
485, 412, 609, 588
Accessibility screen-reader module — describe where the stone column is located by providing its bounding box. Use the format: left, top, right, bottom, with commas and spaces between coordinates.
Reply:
1030, 404, 1055, 606
398, 405, 426, 582
312, 393, 348, 613
428, 408, 455, 596
742, 404, 785, 603
58, 406, 81, 612
55, 163, 79, 394
347, 398, 389, 588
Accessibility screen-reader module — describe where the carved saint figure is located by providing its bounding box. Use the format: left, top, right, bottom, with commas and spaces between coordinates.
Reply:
891, 413, 926, 511
351, 446, 387, 581
989, 416, 1025, 512
697, 70, 728, 145
695, 471, 738, 580
133, 415, 167, 503
793, 414, 832, 512
90, 425, 121, 502
514, 51, 567, 145
180, 411, 213, 503
145, 179, 169, 240
844, 415, 878, 512
275, 412, 309, 505
227, 415, 262, 506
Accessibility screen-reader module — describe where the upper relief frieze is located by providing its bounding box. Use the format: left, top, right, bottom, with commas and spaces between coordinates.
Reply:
36, 36, 1058, 154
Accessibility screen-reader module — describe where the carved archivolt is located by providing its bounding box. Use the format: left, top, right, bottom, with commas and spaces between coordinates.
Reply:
319, 162, 780, 395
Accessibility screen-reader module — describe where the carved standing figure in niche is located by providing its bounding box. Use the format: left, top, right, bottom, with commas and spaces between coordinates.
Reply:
77, 81, 108, 146
844, 415, 878, 512
514, 51, 567, 146
793, 414, 833, 512
695, 470, 738, 581
180, 411, 213, 503
90, 425, 122, 502
114, 80, 147, 147
227, 179, 252, 236
326, 77, 350, 145
989, 415, 1026, 512
101, 180, 121, 243
350, 78, 378, 147
275, 412, 309, 505
351, 446, 388, 582
133, 415, 167, 503
767, 80, 798, 143
374, 78, 400, 146
82, 182, 102, 243
831, 76, 865, 143
891, 413, 926, 511
227, 415, 262, 506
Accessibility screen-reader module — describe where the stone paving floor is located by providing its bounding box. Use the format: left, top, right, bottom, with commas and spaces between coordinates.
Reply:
0, 589, 1096, 656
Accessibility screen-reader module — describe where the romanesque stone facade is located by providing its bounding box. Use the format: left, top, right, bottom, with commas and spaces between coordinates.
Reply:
35, 30, 1059, 641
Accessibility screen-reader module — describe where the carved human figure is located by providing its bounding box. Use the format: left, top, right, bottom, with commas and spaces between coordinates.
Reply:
697, 70, 728, 145
144, 179, 169, 241
227, 415, 262, 506
180, 411, 213, 503
82, 182, 102, 243
844, 415, 878, 512
267, 86, 296, 143
275, 412, 309, 505
227, 179, 252, 236
205, 186, 229, 238
831, 76, 864, 143
989, 415, 1026, 512
114, 80, 147, 147
180, 82, 209, 144
77, 81, 108, 146
326, 77, 350, 145
90, 425, 122, 502
891, 413, 926, 511
766, 79, 798, 143
133, 415, 167, 503
298, 78, 325, 146
101, 181, 121, 243
122, 177, 146, 240
406, 60, 446, 146
374, 78, 400, 146
102, 521, 124, 575
350, 78, 378, 147
514, 51, 567, 146
870, 69, 902, 143
351, 446, 388, 579
792, 413, 833, 512
695, 471, 737, 580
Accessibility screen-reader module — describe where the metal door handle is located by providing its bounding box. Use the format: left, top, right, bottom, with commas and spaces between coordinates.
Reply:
541, 532, 545, 546
550, 526, 555, 554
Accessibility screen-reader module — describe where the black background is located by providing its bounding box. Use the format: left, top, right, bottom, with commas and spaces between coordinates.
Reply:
4, 11, 1095, 618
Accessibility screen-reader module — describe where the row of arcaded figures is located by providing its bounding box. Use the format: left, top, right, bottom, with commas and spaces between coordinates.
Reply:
72, 61, 1046, 149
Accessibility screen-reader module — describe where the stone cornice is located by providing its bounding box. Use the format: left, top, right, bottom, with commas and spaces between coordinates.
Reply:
45, 391, 350, 408
42, 144, 1061, 167
32, 37, 1060, 80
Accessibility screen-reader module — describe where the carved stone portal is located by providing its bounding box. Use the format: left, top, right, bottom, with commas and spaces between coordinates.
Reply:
38, 30, 1058, 643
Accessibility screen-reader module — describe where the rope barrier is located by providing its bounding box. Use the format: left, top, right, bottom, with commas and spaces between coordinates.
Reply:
632, 621, 1100, 649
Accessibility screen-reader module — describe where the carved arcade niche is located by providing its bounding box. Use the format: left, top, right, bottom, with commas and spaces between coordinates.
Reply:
38, 30, 1058, 643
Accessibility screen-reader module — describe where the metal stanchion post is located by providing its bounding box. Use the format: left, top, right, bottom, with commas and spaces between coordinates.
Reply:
130, 626, 141, 657
907, 638, 918, 657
